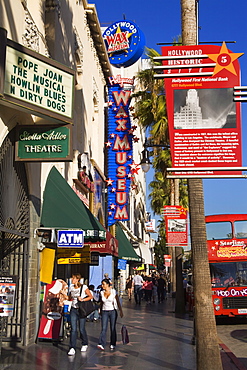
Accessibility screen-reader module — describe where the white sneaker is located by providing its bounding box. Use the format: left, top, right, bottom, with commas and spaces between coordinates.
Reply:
110, 345, 115, 350
68, 348, 75, 356
81, 345, 88, 352
97, 344, 105, 351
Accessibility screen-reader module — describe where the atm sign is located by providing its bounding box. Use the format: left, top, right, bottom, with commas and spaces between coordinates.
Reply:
57, 230, 84, 248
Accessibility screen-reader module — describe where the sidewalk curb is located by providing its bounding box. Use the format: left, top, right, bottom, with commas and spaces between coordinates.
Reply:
219, 338, 247, 370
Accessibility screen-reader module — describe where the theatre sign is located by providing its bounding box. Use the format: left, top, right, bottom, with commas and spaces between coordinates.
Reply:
15, 125, 72, 162
0, 34, 75, 124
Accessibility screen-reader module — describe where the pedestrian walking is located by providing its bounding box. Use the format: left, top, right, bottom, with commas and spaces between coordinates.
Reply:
132, 271, 144, 305
151, 274, 158, 303
67, 273, 93, 356
157, 274, 166, 303
125, 275, 133, 301
97, 279, 123, 351
143, 277, 153, 304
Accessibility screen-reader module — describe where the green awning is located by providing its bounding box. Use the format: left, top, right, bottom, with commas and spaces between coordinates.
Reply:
116, 224, 142, 262
41, 166, 106, 241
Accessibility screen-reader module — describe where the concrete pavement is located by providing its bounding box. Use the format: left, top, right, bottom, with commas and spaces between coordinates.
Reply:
0, 294, 245, 370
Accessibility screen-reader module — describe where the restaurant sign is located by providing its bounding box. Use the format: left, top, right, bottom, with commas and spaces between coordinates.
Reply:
15, 125, 72, 161
0, 36, 75, 124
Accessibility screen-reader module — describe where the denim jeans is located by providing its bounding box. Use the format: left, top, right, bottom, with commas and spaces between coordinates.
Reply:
70, 307, 88, 349
98, 309, 117, 347
134, 285, 143, 304
88, 308, 100, 321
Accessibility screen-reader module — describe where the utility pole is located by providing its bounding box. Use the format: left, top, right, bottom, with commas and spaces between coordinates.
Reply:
181, 0, 223, 369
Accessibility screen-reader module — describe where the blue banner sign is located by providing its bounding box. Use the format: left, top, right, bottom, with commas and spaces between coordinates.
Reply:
57, 230, 84, 248
118, 259, 127, 270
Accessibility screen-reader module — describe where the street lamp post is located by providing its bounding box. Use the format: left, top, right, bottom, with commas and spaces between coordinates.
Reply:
140, 138, 169, 173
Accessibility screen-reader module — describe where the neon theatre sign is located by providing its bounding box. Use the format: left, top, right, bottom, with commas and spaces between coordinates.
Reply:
106, 77, 137, 226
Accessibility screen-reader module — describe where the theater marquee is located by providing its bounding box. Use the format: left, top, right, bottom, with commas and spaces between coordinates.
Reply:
0, 35, 75, 124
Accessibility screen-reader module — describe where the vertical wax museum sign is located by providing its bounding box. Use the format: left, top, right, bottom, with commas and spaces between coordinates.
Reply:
162, 43, 243, 175
106, 80, 133, 226
0, 36, 75, 124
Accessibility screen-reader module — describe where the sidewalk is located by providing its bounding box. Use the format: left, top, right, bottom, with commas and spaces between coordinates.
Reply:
0, 295, 245, 370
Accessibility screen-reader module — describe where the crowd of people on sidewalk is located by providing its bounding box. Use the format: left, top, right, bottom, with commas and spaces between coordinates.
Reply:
127, 271, 170, 305
66, 272, 123, 356
54, 271, 170, 357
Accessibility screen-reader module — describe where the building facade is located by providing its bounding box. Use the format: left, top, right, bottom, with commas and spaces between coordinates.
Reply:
0, 0, 152, 346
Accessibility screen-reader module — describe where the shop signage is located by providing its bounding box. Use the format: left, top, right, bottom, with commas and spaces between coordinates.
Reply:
145, 219, 156, 233
88, 231, 118, 257
78, 170, 94, 191
15, 125, 72, 161
57, 256, 90, 264
162, 43, 243, 176
118, 258, 127, 270
57, 245, 90, 264
106, 79, 134, 226
57, 230, 84, 248
90, 252, 99, 266
103, 20, 145, 68
164, 254, 172, 267
0, 275, 17, 317
1, 37, 74, 124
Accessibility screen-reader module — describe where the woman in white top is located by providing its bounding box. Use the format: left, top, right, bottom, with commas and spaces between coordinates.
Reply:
67, 273, 93, 356
97, 279, 123, 351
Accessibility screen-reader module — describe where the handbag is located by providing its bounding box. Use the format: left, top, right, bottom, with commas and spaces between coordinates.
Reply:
77, 285, 95, 318
121, 325, 129, 344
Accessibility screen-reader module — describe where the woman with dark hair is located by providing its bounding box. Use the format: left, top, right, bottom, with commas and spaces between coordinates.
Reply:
125, 275, 133, 301
67, 273, 93, 356
97, 279, 123, 351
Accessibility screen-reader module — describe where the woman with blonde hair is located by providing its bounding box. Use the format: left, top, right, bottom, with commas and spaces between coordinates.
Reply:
67, 273, 93, 356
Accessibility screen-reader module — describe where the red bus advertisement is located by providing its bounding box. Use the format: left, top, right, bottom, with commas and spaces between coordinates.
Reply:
206, 214, 247, 317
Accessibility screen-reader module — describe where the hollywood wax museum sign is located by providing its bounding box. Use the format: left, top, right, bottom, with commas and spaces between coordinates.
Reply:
106, 76, 140, 226
103, 20, 145, 68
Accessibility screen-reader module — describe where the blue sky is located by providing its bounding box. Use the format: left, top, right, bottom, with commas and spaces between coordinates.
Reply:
91, 0, 247, 219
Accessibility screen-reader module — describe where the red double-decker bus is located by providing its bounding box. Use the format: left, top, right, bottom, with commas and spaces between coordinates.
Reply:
206, 214, 247, 317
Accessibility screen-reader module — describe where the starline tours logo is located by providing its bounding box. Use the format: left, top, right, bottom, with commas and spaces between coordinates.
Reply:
103, 20, 145, 68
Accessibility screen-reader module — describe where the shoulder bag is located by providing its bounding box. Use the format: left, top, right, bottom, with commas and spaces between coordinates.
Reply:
77, 285, 95, 318
121, 325, 129, 344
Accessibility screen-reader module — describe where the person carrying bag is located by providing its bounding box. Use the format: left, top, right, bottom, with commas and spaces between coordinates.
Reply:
97, 278, 123, 351
77, 285, 95, 318
67, 273, 93, 356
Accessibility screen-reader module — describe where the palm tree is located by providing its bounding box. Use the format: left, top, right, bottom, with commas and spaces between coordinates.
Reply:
181, 0, 223, 368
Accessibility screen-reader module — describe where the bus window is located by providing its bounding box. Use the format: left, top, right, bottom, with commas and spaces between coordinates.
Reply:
210, 263, 237, 287
206, 221, 232, 240
234, 220, 247, 238
236, 262, 247, 285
